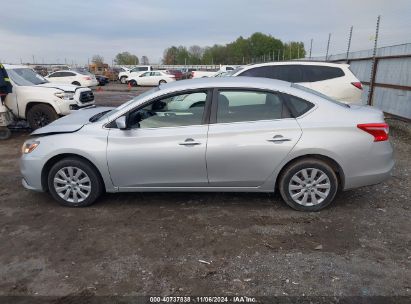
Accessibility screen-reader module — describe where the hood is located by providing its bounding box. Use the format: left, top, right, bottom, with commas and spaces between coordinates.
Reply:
36, 82, 83, 92
31, 106, 113, 136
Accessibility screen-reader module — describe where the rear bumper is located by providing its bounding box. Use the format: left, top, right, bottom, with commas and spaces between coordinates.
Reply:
344, 141, 394, 190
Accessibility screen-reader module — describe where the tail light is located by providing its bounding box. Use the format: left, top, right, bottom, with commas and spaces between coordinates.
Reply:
84, 76, 91, 80
357, 123, 389, 142
351, 82, 363, 90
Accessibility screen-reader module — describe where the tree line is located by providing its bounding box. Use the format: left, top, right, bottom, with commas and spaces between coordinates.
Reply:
162, 32, 306, 65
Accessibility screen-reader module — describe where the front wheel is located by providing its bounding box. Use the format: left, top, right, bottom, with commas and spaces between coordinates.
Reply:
279, 159, 338, 211
48, 157, 103, 207
128, 80, 137, 87
27, 104, 59, 130
120, 77, 127, 84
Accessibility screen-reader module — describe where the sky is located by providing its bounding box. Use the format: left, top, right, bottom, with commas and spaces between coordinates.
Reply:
0, 0, 410, 65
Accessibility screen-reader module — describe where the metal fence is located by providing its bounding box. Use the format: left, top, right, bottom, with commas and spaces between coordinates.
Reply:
309, 43, 411, 120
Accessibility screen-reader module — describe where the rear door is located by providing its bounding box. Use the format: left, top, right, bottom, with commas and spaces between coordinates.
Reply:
206, 89, 302, 187
302, 65, 346, 99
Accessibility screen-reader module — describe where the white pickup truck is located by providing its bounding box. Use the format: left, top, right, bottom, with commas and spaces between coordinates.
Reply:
4, 64, 95, 129
118, 65, 153, 84
190, 65, 238, 78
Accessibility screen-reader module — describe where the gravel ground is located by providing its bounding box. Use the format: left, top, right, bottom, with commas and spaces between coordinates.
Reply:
0, 83, 410, 300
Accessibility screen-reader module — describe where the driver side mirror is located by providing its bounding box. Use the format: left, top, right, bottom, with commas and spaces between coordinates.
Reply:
115, 116, 127, 130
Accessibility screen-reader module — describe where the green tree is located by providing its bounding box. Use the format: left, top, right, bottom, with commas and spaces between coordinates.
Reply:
114, 52, 139, 65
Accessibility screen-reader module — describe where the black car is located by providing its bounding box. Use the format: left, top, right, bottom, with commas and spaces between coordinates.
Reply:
95, 75, 109, 86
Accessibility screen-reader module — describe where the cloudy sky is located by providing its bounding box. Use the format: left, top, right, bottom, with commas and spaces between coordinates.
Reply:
0, 0, 410, 65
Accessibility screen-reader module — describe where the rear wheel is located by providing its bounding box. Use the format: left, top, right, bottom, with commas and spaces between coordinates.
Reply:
129, 79, 137, 87
72, 81, 81, 86
279, 159, 338, 211
159, 80, 167, 85
48, 158, 103, 207
120, 76, 127, 84
27, 104, 59, 130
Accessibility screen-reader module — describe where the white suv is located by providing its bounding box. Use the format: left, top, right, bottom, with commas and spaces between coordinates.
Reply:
118, 66, 153, 84
4, 65, 95, 129
230, 62, 363, 103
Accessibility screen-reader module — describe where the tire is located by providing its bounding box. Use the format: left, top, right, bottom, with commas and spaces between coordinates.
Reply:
48, 157, 103, 207
72, 81, 81, 86
0, 127, 11, 140
129, 80, 137, 87
120, 77, 127, 84
279, 158, 338, 211
27, 104, 59, 130
159, 80, 167, 85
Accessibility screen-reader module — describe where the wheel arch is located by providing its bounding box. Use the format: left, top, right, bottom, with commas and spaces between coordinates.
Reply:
275, 154, 345, 191
41, 153, 106, 192
25, 101, 60, 119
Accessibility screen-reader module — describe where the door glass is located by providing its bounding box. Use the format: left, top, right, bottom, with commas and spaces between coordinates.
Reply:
217, 90, 287, 123
128, 91, 207, 129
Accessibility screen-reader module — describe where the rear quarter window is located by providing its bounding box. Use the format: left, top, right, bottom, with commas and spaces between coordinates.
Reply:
239, 65, 304, 83
282, 93, 315, 117
303, 66, 345, 82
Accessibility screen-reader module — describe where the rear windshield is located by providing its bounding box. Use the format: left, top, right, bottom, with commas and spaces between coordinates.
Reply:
291, 83, 349, 108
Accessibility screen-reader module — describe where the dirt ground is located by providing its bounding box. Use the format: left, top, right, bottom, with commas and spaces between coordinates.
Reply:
0, 83, 410, 300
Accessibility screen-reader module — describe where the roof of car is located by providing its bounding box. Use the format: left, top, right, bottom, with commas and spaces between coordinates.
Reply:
159, 76, 292, 91
3, 64, 31, 69
240, 61, 349, 69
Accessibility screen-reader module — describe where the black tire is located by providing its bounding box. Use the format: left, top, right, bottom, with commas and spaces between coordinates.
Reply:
120, 77, 127, 84
129, 80, 137, 87
159, 80, 167, 85
48, 157, 103, 207
27, 104, 59, 130
0, 127, 11, 140
278, 158, 338, 211
72, 81, 81, 86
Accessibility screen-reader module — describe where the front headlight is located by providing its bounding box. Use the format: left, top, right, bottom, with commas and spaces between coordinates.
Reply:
22, 141, 40, 154
54, 91, 74, 100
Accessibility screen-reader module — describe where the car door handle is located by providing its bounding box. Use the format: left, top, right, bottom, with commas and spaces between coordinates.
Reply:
267, 135, 291, 143
179, 138, 201, 146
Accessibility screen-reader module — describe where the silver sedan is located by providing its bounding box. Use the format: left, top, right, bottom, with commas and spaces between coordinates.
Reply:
20, 77, 394, 211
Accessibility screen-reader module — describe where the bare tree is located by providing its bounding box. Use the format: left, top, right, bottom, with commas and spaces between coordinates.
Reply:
91, 54, 104, 65
141, 56, 149, 65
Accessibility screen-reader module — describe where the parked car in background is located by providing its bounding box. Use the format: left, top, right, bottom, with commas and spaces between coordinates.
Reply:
46, 70, 98, 87
21, 77, 393, 211
230, 61, 362, 103
213, 71, 229, 77
127, 71, 176, 86
190, 69, 218, 78
3, 64, 95, 129
167, 69, 183, 80
181, 68, 197, 79
95, 75, 109, 86
118, 65, 153, 84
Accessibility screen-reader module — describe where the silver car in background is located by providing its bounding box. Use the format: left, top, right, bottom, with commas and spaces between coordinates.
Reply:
20, 77, 394, 211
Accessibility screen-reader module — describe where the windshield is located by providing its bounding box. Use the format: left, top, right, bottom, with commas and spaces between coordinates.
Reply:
94, 87, 160, 122
7, 68, 49, 86
291, 83, 350, 108
226, 67, 243, 76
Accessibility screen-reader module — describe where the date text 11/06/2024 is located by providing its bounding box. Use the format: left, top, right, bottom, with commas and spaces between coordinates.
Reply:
149, 296, 257, 303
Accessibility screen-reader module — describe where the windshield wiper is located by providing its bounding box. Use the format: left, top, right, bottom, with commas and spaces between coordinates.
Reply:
89, 110, 111, 122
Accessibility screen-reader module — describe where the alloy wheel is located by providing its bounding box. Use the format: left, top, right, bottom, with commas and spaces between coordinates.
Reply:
288, 168, 331, 206
53, 166, 91, 203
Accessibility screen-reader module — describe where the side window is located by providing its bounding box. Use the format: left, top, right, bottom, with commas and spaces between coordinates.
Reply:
127, 91, 208, 129
49, 72, 61, 77
66, 72, 76, 76
141, 72, 150, 77
216, 90, 289, 123
139, 67, 149, 71
283, 94, 314, 117
304, 66, 345, 82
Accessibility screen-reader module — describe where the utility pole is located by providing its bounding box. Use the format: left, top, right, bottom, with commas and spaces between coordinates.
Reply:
325, 33, 331, 61
346, 26, 353, 62
309, 39, 313, 59
277, 50, 280, 61
297, 45, 300, 59
289, 45, 291, 60
368, 15, 381, 106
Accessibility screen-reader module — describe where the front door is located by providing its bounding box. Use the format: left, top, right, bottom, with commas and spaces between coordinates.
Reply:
107, 90, 211, 188
206, 89, 302, 187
